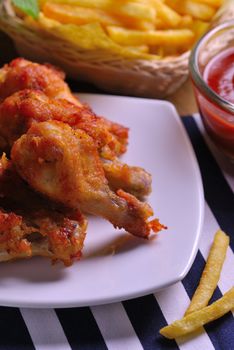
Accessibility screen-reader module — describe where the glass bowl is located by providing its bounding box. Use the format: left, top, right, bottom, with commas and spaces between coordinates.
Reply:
189, 20, 234, 160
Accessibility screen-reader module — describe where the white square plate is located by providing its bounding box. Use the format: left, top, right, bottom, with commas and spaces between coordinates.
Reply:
0, 94, 204, 308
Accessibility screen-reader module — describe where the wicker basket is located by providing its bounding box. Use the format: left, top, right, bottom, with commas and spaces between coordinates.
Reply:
0, 0, 233, 98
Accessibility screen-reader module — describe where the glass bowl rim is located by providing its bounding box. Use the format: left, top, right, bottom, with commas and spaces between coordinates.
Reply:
189, 20, 234, 114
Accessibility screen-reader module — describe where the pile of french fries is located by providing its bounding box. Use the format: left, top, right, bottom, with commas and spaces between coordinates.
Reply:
160, 230, 234, 339
35, 0, 224, 57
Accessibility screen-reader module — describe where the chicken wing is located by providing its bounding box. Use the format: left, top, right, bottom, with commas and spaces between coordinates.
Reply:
0, 89, 150, 197
0, 154, 87, 265
0, 89, 128, 159
0, 58, 129, 156
11, 121, 164, 238
0, 57, 81, 106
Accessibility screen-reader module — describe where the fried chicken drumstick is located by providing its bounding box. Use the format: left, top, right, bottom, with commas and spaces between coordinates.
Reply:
11, 121, 164, 238
0, 89, 151, 197
0, 154, 87, 265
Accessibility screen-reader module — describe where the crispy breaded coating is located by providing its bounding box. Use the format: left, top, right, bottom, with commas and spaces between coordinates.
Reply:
0, 57, 81, 106
0, 154, 87, 265
0, 89, 150, 197
0, 89, 128, 159
11, 121, 164, 237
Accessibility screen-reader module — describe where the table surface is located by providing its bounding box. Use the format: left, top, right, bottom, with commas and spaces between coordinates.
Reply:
0, 32, 198, 116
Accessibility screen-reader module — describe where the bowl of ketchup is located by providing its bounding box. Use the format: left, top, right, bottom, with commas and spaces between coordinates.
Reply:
189, 20, 234, 160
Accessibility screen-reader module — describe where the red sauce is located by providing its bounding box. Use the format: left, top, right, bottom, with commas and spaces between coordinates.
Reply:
204, 47, 234, 104
195, 47, 234, 159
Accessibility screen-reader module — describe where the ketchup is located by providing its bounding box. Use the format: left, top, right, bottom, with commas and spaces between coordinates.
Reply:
204, 47, 234, 104
195, 47, 234, 159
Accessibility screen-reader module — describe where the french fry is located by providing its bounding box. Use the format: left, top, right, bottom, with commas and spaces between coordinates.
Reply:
185, 230, 230, 316
35, 18, 156, 59
39, 0, 223, 57
160, 287, 234, 339
150, 0, 182, 27
45, 0, 156, 22
43, 3, 122, 26
32, 12, 61, 28
168, 0, 216, 20
191, 19, 210, 40
149, 45, 182, 56
166, 0, 216, 20
112, 2, 156, 31
115, 3, 156, 22
126, 45, 149, 53
107, 26, 194, 46
45, 22, 118, 50
178, 15, 193, 28
46, 0, 112, 7
192, 0, 224, 8
43, 2, 156, 30
154, 19, 168, 29
183, 1, 216, 20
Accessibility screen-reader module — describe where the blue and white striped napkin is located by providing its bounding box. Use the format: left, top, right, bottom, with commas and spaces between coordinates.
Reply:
1, 114, 233, 350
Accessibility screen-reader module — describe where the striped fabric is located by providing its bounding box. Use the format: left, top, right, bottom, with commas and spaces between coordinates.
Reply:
0, 114, 233, 350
